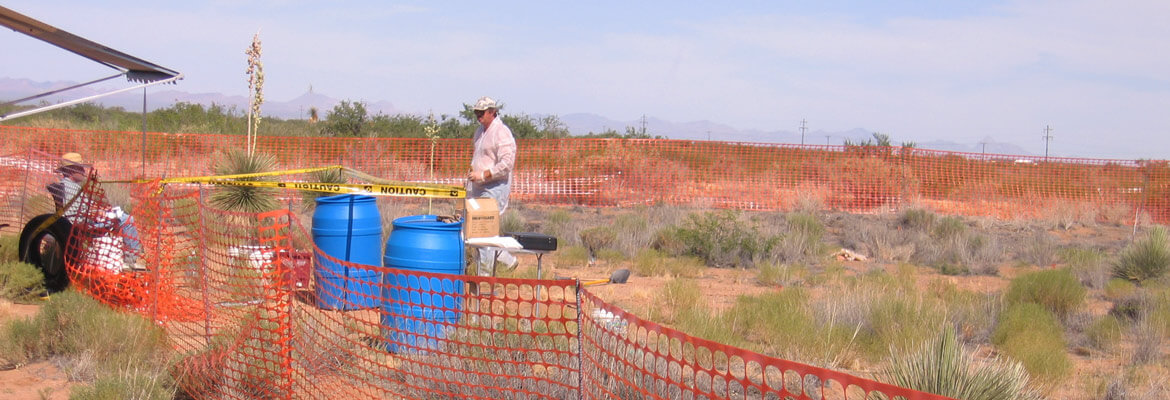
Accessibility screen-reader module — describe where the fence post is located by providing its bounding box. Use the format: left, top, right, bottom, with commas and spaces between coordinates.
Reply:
18, 148, 32, 233
575, 282, 586, 400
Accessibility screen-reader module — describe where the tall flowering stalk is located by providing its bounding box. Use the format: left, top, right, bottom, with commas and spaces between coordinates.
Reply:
245, 32, 264, 156
425, 112, 441, 213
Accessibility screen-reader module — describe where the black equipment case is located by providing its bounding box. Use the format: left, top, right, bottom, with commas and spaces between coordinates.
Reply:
505, 232, 558, 251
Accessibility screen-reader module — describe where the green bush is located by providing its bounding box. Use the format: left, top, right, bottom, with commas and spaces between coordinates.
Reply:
932, 216, 967, 240
672, 211, 766, 268
898, 208, 936, 231
1114, 226, 1170, 283
0, 261, 45, 303
992, 303, 1072, 383
1004, 268, 1086, 320
883, 328, 1042, 400
0, 234, 20, 263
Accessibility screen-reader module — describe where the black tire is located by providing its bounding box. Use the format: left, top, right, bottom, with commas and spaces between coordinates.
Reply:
19, 214, 73, 292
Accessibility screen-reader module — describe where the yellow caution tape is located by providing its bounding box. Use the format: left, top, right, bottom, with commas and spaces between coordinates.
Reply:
191, 179, 465, 199
105, 165, 466, 198
104, 166, 345, 184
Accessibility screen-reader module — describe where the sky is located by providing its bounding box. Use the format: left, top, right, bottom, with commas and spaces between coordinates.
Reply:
2, 0, 1168, 159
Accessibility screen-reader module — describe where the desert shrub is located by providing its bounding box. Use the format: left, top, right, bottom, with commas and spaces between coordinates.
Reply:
1004, 268, 1086, 321
1061, 246, 1109, 289
992, 303, 1072, 383
1020, 231, 1058, 267
883, 328, 1043, 400
898, 208, 936, 231
0, 234, 20, 263
932, 216, 967, 240
767, 212, 828, 263
0, 261, 45, 303
915, 231, 1003, 276
1085, 314, 1123, 351
840, 220, 917, 263
671, 210, 766, 268
1114, 226, 1170, 283
579, 225, 617, 260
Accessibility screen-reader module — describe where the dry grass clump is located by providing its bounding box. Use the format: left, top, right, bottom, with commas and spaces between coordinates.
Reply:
1019, 230, 1059, 267
630, 249, 702, 278
0, 290, 176, 398
1061, 246, 1110, 289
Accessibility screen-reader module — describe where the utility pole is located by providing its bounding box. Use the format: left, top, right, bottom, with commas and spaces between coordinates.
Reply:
825, 135, 832, 145
1042, 125, 1054, 161
640, 114, 648, 136
979, 140, 989, 160
706, 130, 711, 141
800, 118, 807, 146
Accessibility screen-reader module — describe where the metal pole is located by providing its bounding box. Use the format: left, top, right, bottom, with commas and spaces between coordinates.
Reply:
142, 88, 147, 178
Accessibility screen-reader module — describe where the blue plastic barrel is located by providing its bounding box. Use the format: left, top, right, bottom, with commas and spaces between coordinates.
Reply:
312, 194, 382, 310
381, 215, 464, 352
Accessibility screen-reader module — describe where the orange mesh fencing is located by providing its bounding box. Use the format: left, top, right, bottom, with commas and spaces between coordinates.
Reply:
579, 290, 946, 399
1, 125, 1167, 232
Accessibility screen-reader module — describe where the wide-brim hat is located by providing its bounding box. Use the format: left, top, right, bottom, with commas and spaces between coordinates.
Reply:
56, 152, 88, 174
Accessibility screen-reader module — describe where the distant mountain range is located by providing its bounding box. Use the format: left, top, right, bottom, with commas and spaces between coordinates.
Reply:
2, 77, 1031, 155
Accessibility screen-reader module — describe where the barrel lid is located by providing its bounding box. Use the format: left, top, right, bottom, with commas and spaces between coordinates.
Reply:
316, 194, 376, 204
392, 214, 462, 230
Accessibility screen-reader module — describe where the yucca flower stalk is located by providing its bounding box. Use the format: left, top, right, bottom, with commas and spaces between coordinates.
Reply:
245, 31, 264, 157
424, 111, 441, 214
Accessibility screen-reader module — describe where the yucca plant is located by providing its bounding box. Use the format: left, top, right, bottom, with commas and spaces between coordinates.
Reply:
299, 167, 347, 212
210, 149, 280, 213
1114, 226, 1170, 283
883, 328, 1043, 400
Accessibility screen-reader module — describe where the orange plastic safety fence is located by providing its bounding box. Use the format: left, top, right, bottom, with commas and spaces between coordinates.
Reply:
578, 289, 949, 400
2, 126, 1168, 234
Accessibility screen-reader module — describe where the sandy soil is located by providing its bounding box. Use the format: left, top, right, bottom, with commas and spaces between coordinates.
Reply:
0, 302, 77, 400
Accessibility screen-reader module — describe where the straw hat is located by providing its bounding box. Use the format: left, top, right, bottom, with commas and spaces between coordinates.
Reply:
57, 152, 87, 174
